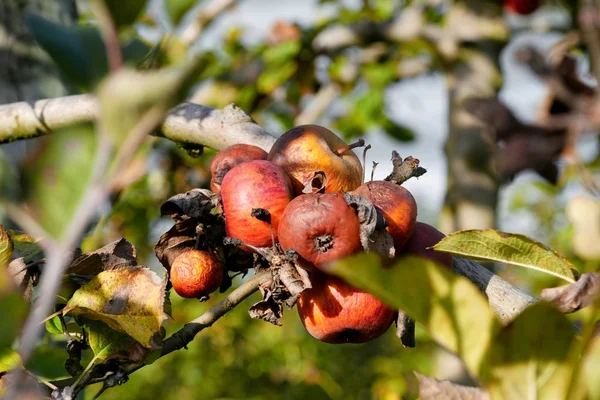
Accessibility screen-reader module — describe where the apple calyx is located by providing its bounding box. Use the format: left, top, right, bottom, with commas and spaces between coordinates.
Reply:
334, 138, 366, 156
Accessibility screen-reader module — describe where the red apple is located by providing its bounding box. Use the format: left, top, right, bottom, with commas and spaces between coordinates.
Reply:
210, 144, 268, 193
504, 0, 540, 15
170, 250, 223, 298
401, 222, 453, 269
297, 272, 396, 344
267, 125, 364, 196
221, 160, 293, 248
278, 192, 362, 269
352, 181, 417, 252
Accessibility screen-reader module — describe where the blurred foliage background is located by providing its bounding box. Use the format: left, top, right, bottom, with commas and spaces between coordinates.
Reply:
1, 0, 600, 399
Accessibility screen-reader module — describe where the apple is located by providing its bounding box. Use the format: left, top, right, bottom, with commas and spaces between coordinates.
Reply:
170, 250, 223, 298
267, 125, 364, 195
401, 222, 453, 269
278, 192, 362, 269
221, 160, 293, 248
210, 144, 268, 193
504, 0, 540, 15
352, 180, 417, 252
297, 272, 396, 344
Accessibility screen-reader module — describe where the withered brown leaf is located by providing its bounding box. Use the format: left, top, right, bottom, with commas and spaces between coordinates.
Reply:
541, 272, 600, 313
68, 239, 137, 275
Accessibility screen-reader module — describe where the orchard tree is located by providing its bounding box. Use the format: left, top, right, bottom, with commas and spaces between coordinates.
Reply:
0, 0, 600, 399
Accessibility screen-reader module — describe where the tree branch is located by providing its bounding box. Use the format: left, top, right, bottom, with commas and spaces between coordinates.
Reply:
0, 95, 277, 151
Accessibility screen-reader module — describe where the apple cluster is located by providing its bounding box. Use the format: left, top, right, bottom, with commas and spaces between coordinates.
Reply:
170, 124, 452, 345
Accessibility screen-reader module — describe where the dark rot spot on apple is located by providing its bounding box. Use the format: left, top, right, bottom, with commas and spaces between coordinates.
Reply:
278, 192, 362, 269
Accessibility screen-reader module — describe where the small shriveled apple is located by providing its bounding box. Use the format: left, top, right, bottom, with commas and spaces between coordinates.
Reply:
222, 160, 293, 248
278, 192, 362, 269
297, 272, 396, 344
170, 250, 223, 298
401, 222, 453, 269
267, 125, 364, 195
352, 180, 417, 252
210, 144, 268, 193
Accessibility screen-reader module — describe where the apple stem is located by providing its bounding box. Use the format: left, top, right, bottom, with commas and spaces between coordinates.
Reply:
371, 161, 379, 182
334, 138, 365, 156
361, 144, 371, 183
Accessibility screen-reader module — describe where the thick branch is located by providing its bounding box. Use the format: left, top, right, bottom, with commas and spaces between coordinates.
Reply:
0, 94, 277, 151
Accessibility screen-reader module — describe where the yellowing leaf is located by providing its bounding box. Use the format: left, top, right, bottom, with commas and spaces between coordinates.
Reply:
64, 267, 167, 349
482, 302, 576, 400
8, 230, 41, 264
0, 225, 12, 268
84, 319, 148, 362
325, 253, 499, 376
434, 229, 577, 283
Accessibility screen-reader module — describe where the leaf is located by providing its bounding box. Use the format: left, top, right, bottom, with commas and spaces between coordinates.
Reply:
165, 0, 197, 24
482, 302, 575, 399
84, 319, 149, 363
249, 298, 283, 326
68, 238, 138, 275
0, 225, 13, 268
583, 335, 600, 399
325, 253, 498, 376
0, 350, 20, 373
8, 231, 41, 264
28, 345, 70, 380
541, 273, 600, 313
160, 189, 218, 222
22, 125, 96, 239
262, 40, 301, 65
257, 61, 297, 94
416, 372, 490, 400
433, 229, 577, 283
105, 0, 147, 30
154, 219, 197, 271
63, 267, 167, 349
0, 270, 28, 353
45, 316, 64, 335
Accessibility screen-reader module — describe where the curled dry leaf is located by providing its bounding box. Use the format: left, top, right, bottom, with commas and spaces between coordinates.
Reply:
344, 192, 395, 259
541, 272, 600, 313
160, 188, 218, 222
154, 219, 198, 271
249, 295, 283, 326
416, 372, 490, 400
68, 238, 137, 275
302, 170, 327, 194
63, 267, 168, 349
396, 310, 416, 349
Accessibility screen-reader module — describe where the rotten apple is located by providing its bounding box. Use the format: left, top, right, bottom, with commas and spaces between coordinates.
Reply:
401, 222, 453, 269
297, 272, 396, 344
352, 180, 417, 252
210, 144, 268, 193
221, 160, 293, 248
267, 125, 364, 195
170, 250, 223, 298
278, 192, 362, 269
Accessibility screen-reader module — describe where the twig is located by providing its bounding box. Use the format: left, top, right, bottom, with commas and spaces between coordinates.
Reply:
180, 0, 237, 45
90, 0, 123, 72
294, 83, 340, 126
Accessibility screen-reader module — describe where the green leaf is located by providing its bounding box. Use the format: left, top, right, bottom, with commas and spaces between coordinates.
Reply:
22, 125, 95, 239
0, 349, 20, 373
165, 0, 197, 24
0, 225, 13, 268
63, 267, 167, 349
434, 230, 577, 283
257, 61, 297, 94
8, 230, 41, 264
28, 345, 71, 380
84, 319, 139, 361
105, 0, 147, 30
262, 40, 301, 65
0, 270, 29, 354
584, 336, 600, 399
325, 253, 499, 376
26, 13, 151, 90
381, 118, 415, 142
45, 316, 64, 335
482, 302, 576, 399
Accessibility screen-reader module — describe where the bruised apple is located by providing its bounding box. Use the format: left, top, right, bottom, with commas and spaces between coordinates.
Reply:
267, 125, 363, 195
402, 222, 453, 269
297, 272, 396, 344
210, 144, 268, 193
170, 250, 223, 298
221, 160, 293, 248
278, 192, 362, 269
352, 180, 417, 251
